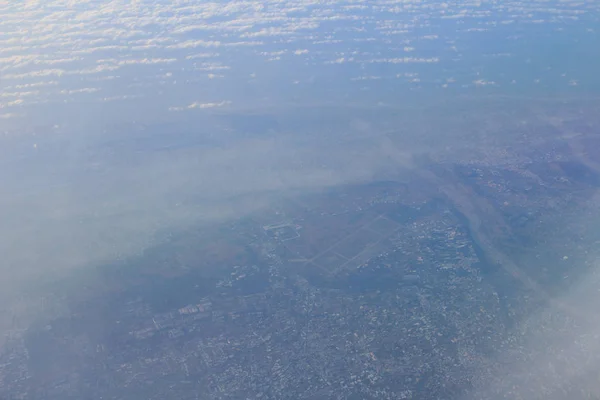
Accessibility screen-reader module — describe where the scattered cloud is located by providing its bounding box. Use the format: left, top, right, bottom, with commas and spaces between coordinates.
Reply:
0, 112, 20, 119
101, 94, 143, 102
207, 73, 225, 79
117, 58, 178, 66
351, 76, 382, 81
369, 57, 440, 64
473, 79, 497, 86
0, 0, 595, 111
11, 81, 59, 89
169, 100, 232, 111
185, 53, 220, 60
59, 87, 100, 95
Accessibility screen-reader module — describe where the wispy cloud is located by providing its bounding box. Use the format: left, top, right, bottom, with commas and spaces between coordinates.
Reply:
169, 100, 232, 111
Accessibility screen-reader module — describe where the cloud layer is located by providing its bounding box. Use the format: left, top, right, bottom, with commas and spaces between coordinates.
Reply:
0, 0, 598, 120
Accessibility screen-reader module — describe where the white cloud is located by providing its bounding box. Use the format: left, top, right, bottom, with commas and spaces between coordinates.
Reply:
0, 99, 26, 108
350, 75, 382, 81
207, 73, 225, 79
189, 100, 231, 108
169, 100, 232, 111
117, 58, 177, 66
0, 112, 21, 119
101, 94, 143, 102
33, 56, 82, 66
185, 52, 219, 60
167, 40, 222, 49
3, 68, 65, 79
0, 91, 40, 98
0, 55, 39, 65
12, 81, 59, 89
473, 79, 496, 86
193, 62, 230, 71
72, 65, 121, 74
59, 87, 100, 95
369, 57, 440, 64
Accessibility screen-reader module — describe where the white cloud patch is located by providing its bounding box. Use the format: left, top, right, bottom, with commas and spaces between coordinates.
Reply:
12, 81, 59, 89
101, 94, 143, 102
369, 57, 440, 64
59, 87, 100, 95
185, 52, 220, 60
118, 58, 178, 66
169, 100, 232, 111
